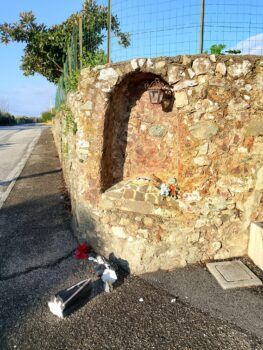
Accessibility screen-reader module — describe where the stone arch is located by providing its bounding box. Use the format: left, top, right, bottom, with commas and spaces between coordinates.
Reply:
100, 71, 175, 192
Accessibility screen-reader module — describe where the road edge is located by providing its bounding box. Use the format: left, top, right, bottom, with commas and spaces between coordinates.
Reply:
0, 128, 43, 210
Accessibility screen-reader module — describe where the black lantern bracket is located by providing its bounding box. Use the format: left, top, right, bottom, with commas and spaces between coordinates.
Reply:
145, 78, 173, 104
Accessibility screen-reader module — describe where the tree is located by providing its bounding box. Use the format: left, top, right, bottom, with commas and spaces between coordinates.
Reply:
0, 1, 130, 84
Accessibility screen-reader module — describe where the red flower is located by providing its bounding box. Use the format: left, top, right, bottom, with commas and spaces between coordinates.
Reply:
74, 242, 90, 260
169, 184, 177, 197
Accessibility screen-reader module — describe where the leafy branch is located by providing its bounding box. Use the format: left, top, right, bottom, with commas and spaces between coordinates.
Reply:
0, 1, 130, 83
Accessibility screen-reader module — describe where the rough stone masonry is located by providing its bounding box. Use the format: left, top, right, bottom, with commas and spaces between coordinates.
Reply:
53, 54, 263, 273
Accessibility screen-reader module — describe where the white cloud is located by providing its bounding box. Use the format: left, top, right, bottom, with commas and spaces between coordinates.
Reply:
234, 33, 263, 55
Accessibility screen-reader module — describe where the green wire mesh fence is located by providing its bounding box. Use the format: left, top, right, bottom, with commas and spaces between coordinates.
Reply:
56, 0, 263, 110
55, 17, 85, 110
55, 1, 111, 110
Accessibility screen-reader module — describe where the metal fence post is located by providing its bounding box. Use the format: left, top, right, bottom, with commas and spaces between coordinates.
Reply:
68, 47, 72, 77
107, 0, 112, 64
79, 14, 83, 69
199, 0, 205, 53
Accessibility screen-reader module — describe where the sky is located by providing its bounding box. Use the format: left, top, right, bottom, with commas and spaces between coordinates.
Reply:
0, 0, 262, 117
0, 0, 83, 117
110, 0, 263, 60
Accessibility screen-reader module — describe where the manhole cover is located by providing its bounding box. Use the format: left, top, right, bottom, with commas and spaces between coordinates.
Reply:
206, 260, 262, 289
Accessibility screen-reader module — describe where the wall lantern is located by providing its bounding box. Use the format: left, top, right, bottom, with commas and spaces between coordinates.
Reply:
145, 78, 172, 104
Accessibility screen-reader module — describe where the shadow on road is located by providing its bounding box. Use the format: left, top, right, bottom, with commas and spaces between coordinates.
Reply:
0, 193, 128, 350
0, 143, 14, 151
0, 169, 62, 186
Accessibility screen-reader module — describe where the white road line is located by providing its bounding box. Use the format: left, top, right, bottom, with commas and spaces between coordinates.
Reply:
0, 130, 42, 210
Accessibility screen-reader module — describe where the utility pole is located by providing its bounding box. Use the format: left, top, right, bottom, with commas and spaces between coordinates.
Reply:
107, 0, 112, 63
199, 0, 205, 53
79, 14, 83, 70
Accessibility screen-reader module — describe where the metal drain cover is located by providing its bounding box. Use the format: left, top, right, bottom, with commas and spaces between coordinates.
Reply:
206, 260, 262, 289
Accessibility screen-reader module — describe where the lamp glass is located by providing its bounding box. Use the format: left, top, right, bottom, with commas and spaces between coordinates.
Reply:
149, 89, 164, 104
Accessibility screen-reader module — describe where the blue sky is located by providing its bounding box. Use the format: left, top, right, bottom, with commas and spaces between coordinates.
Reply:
110, 0, 263, 60
0, 1, 83, 117
0, 0, 262, 117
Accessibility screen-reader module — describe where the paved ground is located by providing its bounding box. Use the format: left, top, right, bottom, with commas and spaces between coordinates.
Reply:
143, 259, 263, 339
0, 128, 262, 350
0, 127, 76, 278
0, 124, 45, 209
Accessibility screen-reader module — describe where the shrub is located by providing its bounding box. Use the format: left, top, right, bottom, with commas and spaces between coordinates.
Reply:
41, 110, 55, 123
16, 116, 36, 124
209, 44, 226, 54
204, 44, 241, 55
0, 111, 16, 126
64, 50, 107, 93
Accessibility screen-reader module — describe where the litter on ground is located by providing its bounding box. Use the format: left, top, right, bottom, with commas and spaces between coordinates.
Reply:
48, 278, 92, 318
48, 247, 118, 318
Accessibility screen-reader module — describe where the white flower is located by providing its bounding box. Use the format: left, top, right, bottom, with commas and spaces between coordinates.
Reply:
160, 183, 170, 197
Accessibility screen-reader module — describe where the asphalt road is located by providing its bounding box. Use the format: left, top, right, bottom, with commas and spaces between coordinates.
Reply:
0, 124, 45, 209
0, 128, 262, 350
0, 127, 76, 278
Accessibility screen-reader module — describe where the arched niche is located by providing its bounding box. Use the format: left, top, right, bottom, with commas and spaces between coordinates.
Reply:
100, 71, 176, 192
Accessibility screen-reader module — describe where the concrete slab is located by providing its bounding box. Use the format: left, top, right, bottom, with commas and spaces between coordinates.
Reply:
248, 222, 263, 271
206, 260, 262, 289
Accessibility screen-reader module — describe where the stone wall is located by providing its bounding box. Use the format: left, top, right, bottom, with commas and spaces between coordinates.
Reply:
53, 55, 263, 273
